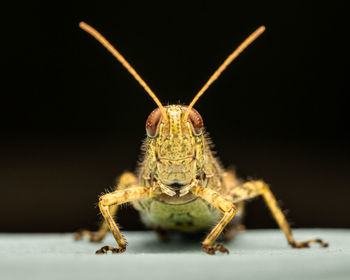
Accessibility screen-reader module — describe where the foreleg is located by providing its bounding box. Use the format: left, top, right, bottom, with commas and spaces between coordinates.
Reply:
191, 184, 237, 255
96, 184, 160, 254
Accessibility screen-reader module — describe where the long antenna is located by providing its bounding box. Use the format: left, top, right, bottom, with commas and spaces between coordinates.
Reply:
79, 22, 167, 120
184, 26, 266, 121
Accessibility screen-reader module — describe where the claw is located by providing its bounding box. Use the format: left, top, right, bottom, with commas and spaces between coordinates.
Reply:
290, 239, 328, 249
96, 245, 126, 254
202, 244, 229, 255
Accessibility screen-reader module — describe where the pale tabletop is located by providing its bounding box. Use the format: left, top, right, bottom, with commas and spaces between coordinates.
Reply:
1, 229, 349, 280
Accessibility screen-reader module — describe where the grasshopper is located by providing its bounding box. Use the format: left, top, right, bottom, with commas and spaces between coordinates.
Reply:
75, 22, 328, 254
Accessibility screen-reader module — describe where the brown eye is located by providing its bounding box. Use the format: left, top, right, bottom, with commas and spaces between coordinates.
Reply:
146, 108, 163, 137
187, 108, 204, 135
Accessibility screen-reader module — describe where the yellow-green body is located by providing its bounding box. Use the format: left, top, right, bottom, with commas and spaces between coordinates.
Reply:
134, 197, 221, 232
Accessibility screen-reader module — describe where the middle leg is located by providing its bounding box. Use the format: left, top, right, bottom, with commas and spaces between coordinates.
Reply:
74, 172, 138, 242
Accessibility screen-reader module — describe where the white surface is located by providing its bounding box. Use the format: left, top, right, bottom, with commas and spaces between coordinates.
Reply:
0, 229, 349, 280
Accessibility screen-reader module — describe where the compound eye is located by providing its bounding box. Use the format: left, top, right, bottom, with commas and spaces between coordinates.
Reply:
146, 108, 163, 137
188, 108, 204, 135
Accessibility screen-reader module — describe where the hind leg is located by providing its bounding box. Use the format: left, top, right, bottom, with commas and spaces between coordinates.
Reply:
221, 171, 245, 241
74, 172, 138, 243
229, 180, 328, 248
222, 202, 245, 241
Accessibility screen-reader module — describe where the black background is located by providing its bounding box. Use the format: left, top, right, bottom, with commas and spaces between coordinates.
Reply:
1, 1, 349, 232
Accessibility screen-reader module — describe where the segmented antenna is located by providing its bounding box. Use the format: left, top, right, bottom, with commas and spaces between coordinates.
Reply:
184, 26, 266, 121
79, 22, 167, 120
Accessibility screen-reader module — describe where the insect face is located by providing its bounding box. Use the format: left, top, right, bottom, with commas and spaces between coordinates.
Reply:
145, 105, 205, 188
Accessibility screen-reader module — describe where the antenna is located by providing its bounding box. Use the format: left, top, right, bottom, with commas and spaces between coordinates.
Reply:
184, 26, 266, 121
79, 22, 167, 120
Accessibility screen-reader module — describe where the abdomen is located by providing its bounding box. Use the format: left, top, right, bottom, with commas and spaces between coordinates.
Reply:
132, 197, 221, 232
